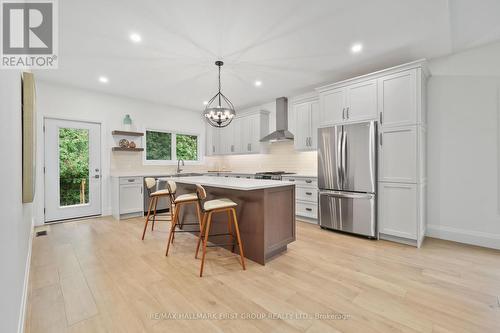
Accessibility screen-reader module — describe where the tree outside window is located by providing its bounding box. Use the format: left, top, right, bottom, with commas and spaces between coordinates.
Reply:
176, 134, 198, 160
145, 130, 199, 162
146, 131, 171, 160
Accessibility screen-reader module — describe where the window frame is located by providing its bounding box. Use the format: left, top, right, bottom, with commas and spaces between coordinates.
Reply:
143, 128, 202, 165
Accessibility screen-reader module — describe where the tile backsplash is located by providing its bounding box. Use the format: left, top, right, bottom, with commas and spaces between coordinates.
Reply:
110, 141, 317, 175
211, 141, 317, 175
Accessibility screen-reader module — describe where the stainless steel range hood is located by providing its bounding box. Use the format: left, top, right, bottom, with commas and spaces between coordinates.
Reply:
260, 97, 294, 142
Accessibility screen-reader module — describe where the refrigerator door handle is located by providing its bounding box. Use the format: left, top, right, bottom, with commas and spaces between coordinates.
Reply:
336, 128, 343, 187
319, 190, 374, 200
342, 127, 347, 189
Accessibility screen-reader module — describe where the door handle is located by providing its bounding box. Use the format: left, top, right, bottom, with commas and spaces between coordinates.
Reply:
379, 112, 383, 125
379, 133, 383, 146
342, 108, 345, 120
305, 180, 312, 184
320, 190, 374, 200
95, 175, 100, 179
305, 208, 312, 212
305, 192, 313, 195
342, 128, 347, 188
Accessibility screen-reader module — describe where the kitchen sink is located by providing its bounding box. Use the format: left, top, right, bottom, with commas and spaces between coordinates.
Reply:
172, 172, 204, 177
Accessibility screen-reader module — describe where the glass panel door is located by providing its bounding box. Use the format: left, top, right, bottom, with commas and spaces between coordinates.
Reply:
45, 119, 101, 222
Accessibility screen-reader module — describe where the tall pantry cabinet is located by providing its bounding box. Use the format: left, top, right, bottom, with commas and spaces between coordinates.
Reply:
317, 60, 429, 247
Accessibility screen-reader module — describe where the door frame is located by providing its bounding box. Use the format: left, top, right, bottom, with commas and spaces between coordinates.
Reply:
42, 116, 105, 224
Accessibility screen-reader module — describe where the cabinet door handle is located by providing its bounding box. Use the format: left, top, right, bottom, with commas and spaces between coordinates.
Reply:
379, 133, 383, 146
231, 145, 234, 152
306, 192, 313, 195
305, 180, 312, 184
128, 179, 134, 182
288, 179, 295, 182
212, 145, 215, 153
305, 208, 312, 212
346, 107, 350, 119
141, 187, 143, 194
379, 112, 383, 125
342, 107, 345, 120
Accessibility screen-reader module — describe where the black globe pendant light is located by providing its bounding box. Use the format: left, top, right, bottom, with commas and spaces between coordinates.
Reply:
203, 61, 235, 128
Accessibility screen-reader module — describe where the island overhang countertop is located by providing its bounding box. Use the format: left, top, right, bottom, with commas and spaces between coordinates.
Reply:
158, 176, 291, 191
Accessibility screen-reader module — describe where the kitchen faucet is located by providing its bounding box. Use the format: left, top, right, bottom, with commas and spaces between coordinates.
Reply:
176, 159, 185, 174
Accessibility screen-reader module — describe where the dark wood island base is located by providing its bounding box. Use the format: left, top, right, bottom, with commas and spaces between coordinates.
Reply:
175, 182, 296, 265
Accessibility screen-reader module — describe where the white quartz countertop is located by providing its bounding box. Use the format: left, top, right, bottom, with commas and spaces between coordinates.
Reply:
158, 176, 293, 191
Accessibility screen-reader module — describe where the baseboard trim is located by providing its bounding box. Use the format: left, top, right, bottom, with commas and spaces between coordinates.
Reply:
18, 217, 35, 333
426, 224, 500, 250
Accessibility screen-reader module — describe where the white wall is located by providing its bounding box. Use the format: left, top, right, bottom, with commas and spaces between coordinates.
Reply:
0, 71, 34, 333
427, 41, 500, 249
34, 81, 209, 225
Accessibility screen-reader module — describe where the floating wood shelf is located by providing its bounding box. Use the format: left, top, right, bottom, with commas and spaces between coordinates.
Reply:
112, 147, 144, 152
112, 130, 144, 137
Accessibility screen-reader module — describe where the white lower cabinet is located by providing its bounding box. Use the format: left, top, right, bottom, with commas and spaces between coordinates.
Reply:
378, 182, 424, 247
282, 175, 318, 223
112, 177, 144, 220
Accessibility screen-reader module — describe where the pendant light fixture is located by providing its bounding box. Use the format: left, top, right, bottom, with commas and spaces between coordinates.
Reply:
203, 61, 235, 128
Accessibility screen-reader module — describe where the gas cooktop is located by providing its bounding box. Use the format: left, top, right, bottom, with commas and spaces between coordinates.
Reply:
255, 171, 296, 175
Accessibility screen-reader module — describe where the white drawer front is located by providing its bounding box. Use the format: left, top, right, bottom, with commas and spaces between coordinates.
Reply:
120, 177, 143, 185
296, 187, 318, 203
283, 176, 318, 188
296, 201, 318, 219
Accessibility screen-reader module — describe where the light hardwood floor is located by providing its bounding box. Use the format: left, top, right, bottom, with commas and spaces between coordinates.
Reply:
26, 216, 500, 333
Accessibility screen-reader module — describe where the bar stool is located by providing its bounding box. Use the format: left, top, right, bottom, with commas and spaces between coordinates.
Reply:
194, 184, 245, 277
165, 180, 202, 256
141, 177, 172, 240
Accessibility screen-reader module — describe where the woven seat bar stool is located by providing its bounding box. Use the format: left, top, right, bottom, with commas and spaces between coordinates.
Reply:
194, 184, 245, 277
141, 177, 172, 240
165, 180, 202, 256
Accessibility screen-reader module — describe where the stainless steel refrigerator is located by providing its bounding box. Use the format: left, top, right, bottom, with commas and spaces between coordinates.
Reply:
318, 121, 377, 237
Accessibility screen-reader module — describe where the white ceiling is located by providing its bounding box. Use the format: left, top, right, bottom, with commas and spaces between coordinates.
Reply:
34, 0, 500, 111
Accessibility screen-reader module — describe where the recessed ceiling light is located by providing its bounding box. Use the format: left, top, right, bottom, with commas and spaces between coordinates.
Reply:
203, 101, 208, 105
130, 33, 142, 43
254, 80, 262, 87
98, 76, 109, 83
351, 43, 363, 54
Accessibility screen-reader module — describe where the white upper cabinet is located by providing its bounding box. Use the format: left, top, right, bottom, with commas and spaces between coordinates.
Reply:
318, 80, 377, 126
310, 101, 319, 149
346, 80, 377, 122
292, 98, 319, 151
206, 111, 269, 156
319, 88, 345, 126
378, 70, 417, 127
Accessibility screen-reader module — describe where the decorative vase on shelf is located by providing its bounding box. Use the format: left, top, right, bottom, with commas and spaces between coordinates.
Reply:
123, 114, 132, 131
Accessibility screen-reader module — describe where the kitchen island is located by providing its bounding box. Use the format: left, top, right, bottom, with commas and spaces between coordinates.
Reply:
159, 176, 295, 265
